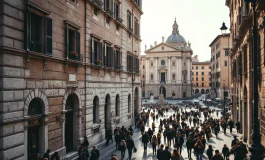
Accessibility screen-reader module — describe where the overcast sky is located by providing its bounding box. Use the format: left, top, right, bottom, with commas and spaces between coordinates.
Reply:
140, 0, 230, 62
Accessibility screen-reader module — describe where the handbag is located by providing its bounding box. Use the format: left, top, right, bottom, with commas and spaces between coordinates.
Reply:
133, 147, 137, 153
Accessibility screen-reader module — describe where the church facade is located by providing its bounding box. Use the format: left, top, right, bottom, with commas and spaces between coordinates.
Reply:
144, 20, 193, 98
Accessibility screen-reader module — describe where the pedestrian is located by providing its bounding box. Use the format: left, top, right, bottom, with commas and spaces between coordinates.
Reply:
206, 145, 214, 160
151, 135, 158, 154
160, 146, 171, 160
175, 132, 184, 155
194, 140, 204, 160
147, 128, 154, 143
235, 121, 241, 134
231, 135, 238, 147
157, 144, 164, 160
119, 140, 126, 159
126, 136, 135, 160
110, 154, 119, 160
90, 146, 100, 160
186, 136, 194, 159
221, 121, 227, 135
34, 153, 41, 160
211, 150, 224, 160
228, 119, 234, 134
157, 132, 161, 145
142, 131, 149, 151
50, 152, 60, 160
171, 148, 181, 160
221, 144, 229, 160
82, 136, 89, 149
78, 144, 89, 160
115, 133, 121, 150
42, 149, 50, 160
214, 125, 218, 138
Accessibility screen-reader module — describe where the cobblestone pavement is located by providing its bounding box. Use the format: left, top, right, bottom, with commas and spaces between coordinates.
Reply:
102, 109, 240, 160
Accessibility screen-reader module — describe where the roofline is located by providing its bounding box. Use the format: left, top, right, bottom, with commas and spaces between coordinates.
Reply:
192, 61, 211, 65
209, 33, 230, 47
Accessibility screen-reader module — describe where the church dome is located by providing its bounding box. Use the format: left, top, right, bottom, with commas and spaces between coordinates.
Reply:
166, 19, 186, 43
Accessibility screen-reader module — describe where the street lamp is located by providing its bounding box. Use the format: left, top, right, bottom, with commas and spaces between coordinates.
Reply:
244, 0, 265, 159
220, 22, 228, 35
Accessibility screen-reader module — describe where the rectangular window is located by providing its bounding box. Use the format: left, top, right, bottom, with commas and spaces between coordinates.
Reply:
25, 11, 53, 54
192, 66, 194, 69
114, 1, 119, 18
192, 72, 194, 76
196, 83, 198, 87
127, 12, 132, 29
196, 72, 198, 76
196, 66, 198, 70
209, 72, 211, 75
127, 54, 138, 72
114, 49, 122, 69
225, 50, 229, 56
225, 61, 228, 66
216, 63, 219, 68
134, 19, 140, 36
209, 66, 211, 69
66, 23, 80, 61
202, 77, 204, 81
91, 37, 102, 65
202, 66, 204, 69
202, 83, 204, 87
202, 72, 204, 75
196, 77, 198, 81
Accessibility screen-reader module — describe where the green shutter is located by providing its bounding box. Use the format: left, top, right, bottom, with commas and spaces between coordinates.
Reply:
113, 49, 116, 68
44, 17, 53, 55
99, 42, 103, 64
24, 10, 31, 50
104, 43, 107, 67
65, 25, 69, 59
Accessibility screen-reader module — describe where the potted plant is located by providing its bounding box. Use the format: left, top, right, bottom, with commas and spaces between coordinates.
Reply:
95, 60, 102, 66
69, 51, 79, 60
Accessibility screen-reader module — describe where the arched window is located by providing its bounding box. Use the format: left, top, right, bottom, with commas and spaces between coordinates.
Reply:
93, 96, 99, 123
115, 95, 120, 116
128, 94, 131, 113
28, 98, 43, 115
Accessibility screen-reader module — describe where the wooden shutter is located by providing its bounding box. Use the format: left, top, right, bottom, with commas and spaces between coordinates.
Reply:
110, 0, 114, 15
104, 43, 107, 67
45, 17, 53, 55
76, 31, 80, 60
104, 0, 107, 10
120, 52, 122, 68
99, 42, 103, 64
24, 10, 31, 50
65, 25, 69, 59
127, 55, 129, 71
113, 49, 116, 68
91, 37, 94, 64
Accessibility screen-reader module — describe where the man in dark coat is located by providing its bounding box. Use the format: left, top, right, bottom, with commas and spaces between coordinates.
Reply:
231, 136, 238, 147
126, 136, 135, 160
175, 132, 184, 154
142, 132, 149, 151
186, 136, 194, 158
160, 146, 171, 160
228, 120, 234, 134
157, 144, 164, 160
114, 133, 121, 149
147, 128, 153, 143
221, 121, 227, 135
90, 146, 100, 160
42, 149, 50, 160
211, 150, 224, 160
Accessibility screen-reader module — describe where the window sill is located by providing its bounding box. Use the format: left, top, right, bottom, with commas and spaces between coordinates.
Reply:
92, 123, 101, 129
93, 14, 99, 21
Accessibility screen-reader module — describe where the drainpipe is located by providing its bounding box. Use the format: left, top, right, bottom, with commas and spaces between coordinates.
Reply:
84, 1, 87, 137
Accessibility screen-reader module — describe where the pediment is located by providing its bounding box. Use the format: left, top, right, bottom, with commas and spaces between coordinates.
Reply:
145, 43, 178, 53
158, 66, 167, 72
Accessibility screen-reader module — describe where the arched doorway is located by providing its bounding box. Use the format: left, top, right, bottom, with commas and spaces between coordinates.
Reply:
105, 94, 111, 130
195, 89, 199, 94
115, 95, 120, 117
65, 93, 79, 153
134, 88, 139, 116
159, 86, 166, 97
206, 89, 209, 94
27, 98, 44, 160
201, 89, 205, 94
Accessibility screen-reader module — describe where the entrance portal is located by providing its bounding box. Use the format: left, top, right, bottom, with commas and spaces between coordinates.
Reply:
105, 94, 111, 130
134, 87, 139, 115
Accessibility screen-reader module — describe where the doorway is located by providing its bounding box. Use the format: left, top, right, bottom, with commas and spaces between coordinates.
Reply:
161, 73, 166, 83
65, 94, 75, 153
28, 126, 40, 160
105, 94, 111, 130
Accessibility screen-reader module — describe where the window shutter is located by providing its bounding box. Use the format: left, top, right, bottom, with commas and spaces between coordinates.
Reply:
127, 55, 129, 71
113, 3, 117, 18
110, 0, 114, 15
120, 52, 122, 68
24, 10, 31, 50
113, 49, 117, 69
111, 47, 114, 68
104, 43, 107, 67
104, 0, 107, 10
76, 31, 80, 60
45, 17, 53, 55
99, 42, 103, 64
65, 25, 69, 59
91, 37, 94, 64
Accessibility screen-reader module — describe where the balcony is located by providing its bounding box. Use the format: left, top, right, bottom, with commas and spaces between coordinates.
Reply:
68, 51, 82, 61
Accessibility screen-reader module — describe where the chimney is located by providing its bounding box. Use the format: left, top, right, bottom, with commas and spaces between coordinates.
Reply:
154, 41, 157, 46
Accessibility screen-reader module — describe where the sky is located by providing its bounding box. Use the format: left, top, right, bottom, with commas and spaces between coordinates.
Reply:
140, 0, 230, 62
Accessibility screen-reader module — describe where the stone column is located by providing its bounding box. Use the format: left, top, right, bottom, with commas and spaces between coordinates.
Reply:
187, 58, 191, 83
168, 57, 171, 83
146, 58, 149, 82
178, 57, 182, 82
155, 57, 158, 83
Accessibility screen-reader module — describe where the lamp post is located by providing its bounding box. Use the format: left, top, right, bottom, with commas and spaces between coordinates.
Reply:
244, 0, 265, 159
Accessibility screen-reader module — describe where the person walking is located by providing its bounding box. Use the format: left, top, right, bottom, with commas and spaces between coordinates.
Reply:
171, 148, 181, 160
157, 144, 164, 160
206, 145, 213, 160
50, 152, 60, 160
78, 144, 89, 160
119, 140, 126, 159
231, 136, 238, 147
126, 136, 135, 160
221, 144, 229, 160
90, 146, 100, 160
115, 133, 121, 150
221, 121, 227, 135
175, 132, 184, 155
151, 135, 158, 154
194, 140, 204, 160
142, 132, 149, 151
186, 136, 194, 159
157, 132, 161, 145
211, 150, 224, 160
42, 149, 50, 160
235, 121, 241, 134
228, 119, 234, 134
160, 146, 171, 160
147, 128, 154, 143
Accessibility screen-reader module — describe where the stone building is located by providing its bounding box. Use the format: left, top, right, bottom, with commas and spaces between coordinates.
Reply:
191, 59, 211, 95
0, 0, 142, 159
144, 19, 193, 98
140, 54, 146, 97
225, 0, 265, 145
209, 34, 231, 100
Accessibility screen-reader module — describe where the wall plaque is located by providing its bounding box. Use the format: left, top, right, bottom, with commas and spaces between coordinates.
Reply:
69, 74, 76, 82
